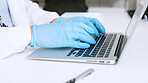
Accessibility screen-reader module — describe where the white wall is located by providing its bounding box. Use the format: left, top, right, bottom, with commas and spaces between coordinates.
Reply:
31, 0, 45, 8
86, 0, 125, 8
86, 0, 137, 9
86, 0, 137, 12
125, 0, 136, 10
32, 0, 137, 12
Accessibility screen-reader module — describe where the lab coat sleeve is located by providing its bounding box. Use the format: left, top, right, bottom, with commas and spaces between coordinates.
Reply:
0, 27, 31, 59
24, 0, 59, 25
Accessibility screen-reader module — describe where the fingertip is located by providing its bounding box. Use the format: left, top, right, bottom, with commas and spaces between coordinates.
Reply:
100, 25, 106, 34
91, 39, 96, 44
102, 29, 106, 34
95, 33, 100, 37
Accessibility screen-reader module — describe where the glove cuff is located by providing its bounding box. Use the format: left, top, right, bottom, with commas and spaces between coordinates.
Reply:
55, 17, 64, 22
30, 25, 37, 47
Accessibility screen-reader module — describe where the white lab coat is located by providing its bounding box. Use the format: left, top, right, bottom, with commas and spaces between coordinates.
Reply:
0, 0, 59, 59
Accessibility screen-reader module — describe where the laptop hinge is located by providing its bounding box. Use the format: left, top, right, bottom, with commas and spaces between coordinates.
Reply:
114, 35, 124, 61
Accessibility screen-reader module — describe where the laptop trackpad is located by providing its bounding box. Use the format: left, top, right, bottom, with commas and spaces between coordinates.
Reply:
28, 48, 72, 59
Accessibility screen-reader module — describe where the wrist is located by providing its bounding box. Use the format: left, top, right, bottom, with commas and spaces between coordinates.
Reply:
28, 26, 33, 46
30, 25, 37, 47
50, 18, 58, 23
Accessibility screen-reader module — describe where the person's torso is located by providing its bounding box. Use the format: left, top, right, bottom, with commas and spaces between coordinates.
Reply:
0, 0, 14, 27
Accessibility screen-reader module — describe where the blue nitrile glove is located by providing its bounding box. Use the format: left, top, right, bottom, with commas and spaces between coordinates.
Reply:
30, 22, 96, 48
55, 16, 106, 37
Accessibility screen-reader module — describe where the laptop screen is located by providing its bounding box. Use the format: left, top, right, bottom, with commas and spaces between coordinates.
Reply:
125, 0, 148, 38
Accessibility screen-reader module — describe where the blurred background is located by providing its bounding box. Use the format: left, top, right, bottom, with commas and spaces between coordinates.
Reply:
31, 0, 147, 16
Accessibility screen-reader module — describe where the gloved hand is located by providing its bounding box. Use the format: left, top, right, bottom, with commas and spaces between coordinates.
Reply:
55, 16, 106, 37
30, 22, 96, 48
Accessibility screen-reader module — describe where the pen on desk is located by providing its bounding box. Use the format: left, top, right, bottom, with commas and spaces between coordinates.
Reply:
66, 68, 94, 83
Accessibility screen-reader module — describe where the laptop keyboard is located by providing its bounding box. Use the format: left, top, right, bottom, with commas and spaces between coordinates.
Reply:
67, 34, 117, 58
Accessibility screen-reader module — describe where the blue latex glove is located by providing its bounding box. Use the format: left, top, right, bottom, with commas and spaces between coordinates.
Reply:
55, 16, 106, 37
30, 22, 96, 48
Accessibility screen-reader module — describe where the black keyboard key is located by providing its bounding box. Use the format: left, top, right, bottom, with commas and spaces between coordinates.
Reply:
67, 49, 75, 56
97, 34, 113, 57
104, 34, 117, 58
91, 52, 97, 55
68, 34, 117, 58
97, 54, 104, 58
67, 48, 81, 56
82, 54, 91, 57
82, 50, 92, 57
67, 53, 71, 56
75, 49, 85, 57
72, 52, 77, 55
88, 45, 94, 50
90, 36, 106, 56
90, 55, 96, 57
105, 53, 110, 58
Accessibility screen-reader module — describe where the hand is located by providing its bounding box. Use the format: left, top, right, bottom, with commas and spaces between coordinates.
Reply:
55, 16, 106, 37
30, 22, 96, 48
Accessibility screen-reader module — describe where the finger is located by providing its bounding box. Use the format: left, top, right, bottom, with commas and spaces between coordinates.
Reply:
77, 23, 95, 35
74, 30, 96, 44
89, 18, 106, 34
83, 21, 100, 37
72, 41, 90, 48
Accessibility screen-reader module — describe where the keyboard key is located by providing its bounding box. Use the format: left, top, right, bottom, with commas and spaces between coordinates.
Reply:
67, 49, 75, 56
75, 50, 85, 57
104, 34, 117, 58
97, 34, 113, 57
90, 36, 105, 56
72, 52, 77, 55
82, 54, 91, 57
67, 34, 117, 58
97, 54, 104, 58
90, 55, 96, 57
91, 52, 97, 55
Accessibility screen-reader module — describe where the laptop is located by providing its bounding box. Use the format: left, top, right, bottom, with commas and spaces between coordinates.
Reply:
27, 0, 148, 65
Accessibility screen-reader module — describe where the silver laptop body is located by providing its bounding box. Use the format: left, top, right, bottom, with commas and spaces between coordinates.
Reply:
27, 0, 148, 65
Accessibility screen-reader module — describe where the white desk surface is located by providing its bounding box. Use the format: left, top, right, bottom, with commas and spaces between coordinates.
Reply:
0, 12, 148, 83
